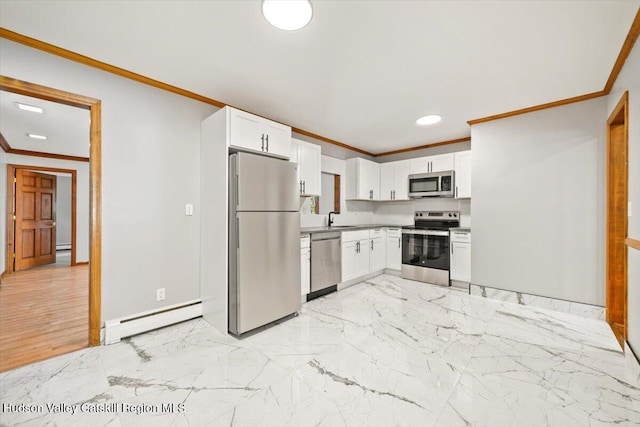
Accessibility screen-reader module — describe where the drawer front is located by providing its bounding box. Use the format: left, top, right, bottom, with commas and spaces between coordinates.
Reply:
450, 231, 471, 243
342, 229, 370, 243
386, 228, 401, 238
369, 228, 385, 238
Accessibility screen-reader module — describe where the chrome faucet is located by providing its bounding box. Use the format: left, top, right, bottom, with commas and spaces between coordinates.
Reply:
328, 211, 339, 227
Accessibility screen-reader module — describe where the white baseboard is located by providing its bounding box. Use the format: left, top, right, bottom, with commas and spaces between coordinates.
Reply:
104, 301, 202, 345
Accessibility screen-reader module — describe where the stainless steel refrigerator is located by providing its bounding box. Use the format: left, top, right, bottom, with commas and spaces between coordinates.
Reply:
228, 152, 301, 335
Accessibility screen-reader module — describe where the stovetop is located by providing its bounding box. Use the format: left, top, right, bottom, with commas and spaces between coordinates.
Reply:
402, 210, 460, 231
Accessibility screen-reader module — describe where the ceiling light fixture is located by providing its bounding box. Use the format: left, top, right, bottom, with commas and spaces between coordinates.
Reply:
27, 133, 47, 140
16, 102, 44, 114
416, 114, 442, 126
262, 0, 313, 31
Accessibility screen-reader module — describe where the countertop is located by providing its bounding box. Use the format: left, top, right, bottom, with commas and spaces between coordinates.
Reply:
301, 224, 408, 234
450, 227, 471, 232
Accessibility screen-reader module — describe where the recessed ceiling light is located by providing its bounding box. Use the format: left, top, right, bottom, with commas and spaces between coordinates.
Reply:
262, 0, 313, 31
27, 133, 47, 140
416, 114, 442, 126
16, 102, 44, 114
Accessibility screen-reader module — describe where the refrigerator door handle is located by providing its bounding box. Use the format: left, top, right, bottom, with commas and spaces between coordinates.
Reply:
266, 134, 269, 152
261, 134, 265, 151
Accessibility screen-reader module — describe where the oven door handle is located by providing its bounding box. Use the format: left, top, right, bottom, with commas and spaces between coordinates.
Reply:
401, 229, 450, 237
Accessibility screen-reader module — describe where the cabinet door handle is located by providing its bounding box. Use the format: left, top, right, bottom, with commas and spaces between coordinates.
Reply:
299, 180, 303, 194
303, 181, 306, 193
398, 238, 400, 248
393, 190, 396, 199
371, 239, 374, 251
455, 186, 458, 198
266, 134, 269, 152
356, 241, 360, 253
261, 134, 265, 151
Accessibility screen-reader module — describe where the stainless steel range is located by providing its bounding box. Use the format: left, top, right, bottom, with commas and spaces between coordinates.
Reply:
401, 211, 459, 286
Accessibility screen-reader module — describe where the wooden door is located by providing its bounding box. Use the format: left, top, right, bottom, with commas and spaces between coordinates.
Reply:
15, 170, 57, 271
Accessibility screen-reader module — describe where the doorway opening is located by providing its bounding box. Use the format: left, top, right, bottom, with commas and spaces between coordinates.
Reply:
606, 91, 629, 348
0, 76, 101, 362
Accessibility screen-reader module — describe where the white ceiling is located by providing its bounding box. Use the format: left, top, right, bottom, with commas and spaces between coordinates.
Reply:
0, 91, 90, 157
0, 1, 637, 155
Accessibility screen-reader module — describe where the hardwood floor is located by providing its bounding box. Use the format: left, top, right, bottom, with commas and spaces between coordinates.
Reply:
0, 265, 89, 372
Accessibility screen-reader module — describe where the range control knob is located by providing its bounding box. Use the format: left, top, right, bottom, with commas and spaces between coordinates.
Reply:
454, 213, 457, 217
448, 213, 452, 217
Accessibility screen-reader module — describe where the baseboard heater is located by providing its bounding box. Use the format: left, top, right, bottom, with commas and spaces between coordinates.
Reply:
103, 300, 202, 345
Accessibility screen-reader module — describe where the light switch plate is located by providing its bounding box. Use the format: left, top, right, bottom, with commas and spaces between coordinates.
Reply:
157, 288, 165, 301
185, 204, 194, 216
629, 202, 633, 217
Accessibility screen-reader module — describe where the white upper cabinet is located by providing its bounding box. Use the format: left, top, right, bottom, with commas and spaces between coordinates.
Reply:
346, 158, 380, 200
228, 107, 291, 159
290, 138, 321, 196
454, 150, 472, 199
380, 163, 394, 201
379, 160, 410, 201
409, 153, 454, 174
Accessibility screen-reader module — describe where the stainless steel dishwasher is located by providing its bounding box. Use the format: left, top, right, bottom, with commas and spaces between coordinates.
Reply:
310, 232, 341, 299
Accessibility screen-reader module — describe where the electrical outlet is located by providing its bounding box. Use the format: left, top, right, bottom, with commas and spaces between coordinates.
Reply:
156, 288, 165, 301
185, 204, 194, 216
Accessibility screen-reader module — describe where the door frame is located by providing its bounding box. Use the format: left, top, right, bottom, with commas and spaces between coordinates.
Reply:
606, 91, 629, 344
7, 165, 77, 271
0, 76, 102, 346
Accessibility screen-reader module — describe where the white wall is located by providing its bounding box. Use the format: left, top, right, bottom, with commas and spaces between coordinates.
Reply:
608, 39, 640, 354
470, 97, 606, 306
300, 155, 375, 227
0, 39, 215, 322
56, 175, 72, 246
0, 155, 90, 264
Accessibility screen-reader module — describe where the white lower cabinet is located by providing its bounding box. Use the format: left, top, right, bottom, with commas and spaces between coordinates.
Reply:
369, 228, 386, 272
341, 230, 370, 282
450, 231, 471, 283
385, 228, 402, 270
301, 236, 311, 296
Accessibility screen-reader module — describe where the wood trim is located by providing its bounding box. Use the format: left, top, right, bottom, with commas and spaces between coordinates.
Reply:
0, 28, 376, 158
89, 100, 101, 346
1, 77, 101, 347
468, 9, 639, 127
606, 91, 628, 340
1, 9, 637, 157
608, 91, 629, 126
467, 91, 606, 125
5, 167, 14, 274
0, 132, 10, 152
604, 7, 640, 93
75, 261, 89, 266
374, 137, 471, 158
0, 28, 224, 109
293, 128, 374, 157
626, 238, 640, 251
6, 149, 89, 162
0, 131, 89, 162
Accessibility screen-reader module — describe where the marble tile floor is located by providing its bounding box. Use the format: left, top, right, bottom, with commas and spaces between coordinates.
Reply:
1, 274, 639, 427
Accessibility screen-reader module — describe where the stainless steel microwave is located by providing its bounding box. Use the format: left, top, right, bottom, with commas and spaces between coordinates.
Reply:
408, 170, 455, 198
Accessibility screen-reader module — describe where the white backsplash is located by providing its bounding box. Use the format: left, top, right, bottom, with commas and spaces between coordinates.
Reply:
300, 197, 470, 228
300, 198, 376, 228
373, 198, 471, 227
